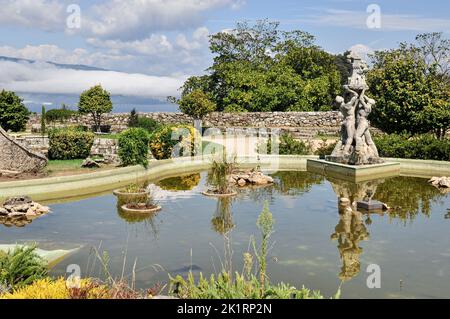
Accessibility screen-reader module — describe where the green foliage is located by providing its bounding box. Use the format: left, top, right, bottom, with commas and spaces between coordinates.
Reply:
169, 271, 323, 299
118, 128, 150, 167
40, 105, 46, 135
179, 20, 343, 113
278, 134, 311, 155
78, 85, 113, 132
374, 133, 450, 161
149, 125, 198, 160
45, 106, 77, 123
135, 117, 162, 134
169, 203, 326, 299
128, 108, 139, 127
206, 154, 236, 194
48, 128, 95, 160
0, 89, 30, 132
367, 38, 450, 137
0, 245, 48, 291
178, 89, 216, 120
258, 134, 311, 155
315, 139, 338, 158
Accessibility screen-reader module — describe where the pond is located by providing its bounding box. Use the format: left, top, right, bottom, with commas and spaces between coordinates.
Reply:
1, 171, 450, 299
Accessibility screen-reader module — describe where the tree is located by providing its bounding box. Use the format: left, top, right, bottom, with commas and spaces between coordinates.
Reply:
178, 20, 343, 113
78, 85, 113, 132
41, 105, 46, 136
178, 89, 216, 127
0, 90, 30, 132
367, 46, 450, 138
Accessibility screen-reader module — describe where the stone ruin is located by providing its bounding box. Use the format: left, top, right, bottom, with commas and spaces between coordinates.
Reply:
0, 126, 47, 174
327, 51, 383, 165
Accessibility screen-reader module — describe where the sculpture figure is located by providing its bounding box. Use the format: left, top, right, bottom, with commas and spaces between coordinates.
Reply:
327, 51, 383, 165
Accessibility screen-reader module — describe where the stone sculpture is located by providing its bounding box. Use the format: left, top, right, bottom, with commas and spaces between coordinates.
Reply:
328, 51, 383, 165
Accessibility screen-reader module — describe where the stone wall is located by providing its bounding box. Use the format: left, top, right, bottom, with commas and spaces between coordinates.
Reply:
0, 127, 47, 173
14, 135, 119, 160
27, 111, 345, 138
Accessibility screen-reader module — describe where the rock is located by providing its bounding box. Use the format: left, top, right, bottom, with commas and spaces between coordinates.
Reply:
8, 211, 26, 218
428, 176, 450, 188
237, 179, 247, 187
3, 196, 32, 206
340, 198, 351, 205
0, 208, 8, 216
81, 157, 101, 168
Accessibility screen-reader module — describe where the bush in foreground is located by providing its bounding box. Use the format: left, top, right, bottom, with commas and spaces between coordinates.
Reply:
118, 128, 150, 167
0, 246, 48, 292
48, 128, 95, 160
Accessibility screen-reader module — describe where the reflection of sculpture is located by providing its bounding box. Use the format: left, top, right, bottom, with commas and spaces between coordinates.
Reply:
331, 197, 369, 282
328, 51, 383, 165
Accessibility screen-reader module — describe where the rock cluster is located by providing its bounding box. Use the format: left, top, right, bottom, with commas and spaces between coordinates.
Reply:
428, 176, 450, 190
0, 196, 50, 227
229, 169, 274, 187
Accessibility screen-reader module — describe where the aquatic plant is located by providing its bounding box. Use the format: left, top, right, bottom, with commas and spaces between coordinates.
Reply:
206, 153, 236, 194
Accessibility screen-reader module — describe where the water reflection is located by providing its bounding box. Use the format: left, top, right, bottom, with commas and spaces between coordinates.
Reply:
331, 199, 369, 282
156, 173, 201, 191
328, 175, 445, 284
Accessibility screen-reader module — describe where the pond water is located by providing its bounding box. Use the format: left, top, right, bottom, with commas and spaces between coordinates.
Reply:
1, 171, 450, 299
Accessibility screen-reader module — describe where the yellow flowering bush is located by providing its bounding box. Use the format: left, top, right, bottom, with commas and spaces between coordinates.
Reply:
1, 278, 109, 299
150, 125, 200, 160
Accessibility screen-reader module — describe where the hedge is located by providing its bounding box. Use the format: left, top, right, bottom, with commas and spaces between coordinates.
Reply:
48, 128, 95, 160
118, 128, 151, 167
374, 134, 450, 161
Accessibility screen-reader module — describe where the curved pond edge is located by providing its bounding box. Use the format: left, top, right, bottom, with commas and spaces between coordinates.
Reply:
0, 155, 449, 202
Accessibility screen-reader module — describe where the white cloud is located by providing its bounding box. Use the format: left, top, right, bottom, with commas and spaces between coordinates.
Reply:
0, 0, 65, 31
299, 9, 450, 33
0, 60, 185, 98
80, 0, 240, 40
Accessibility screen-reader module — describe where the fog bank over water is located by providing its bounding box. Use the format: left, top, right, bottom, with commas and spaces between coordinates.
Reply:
20, 93, 179, 113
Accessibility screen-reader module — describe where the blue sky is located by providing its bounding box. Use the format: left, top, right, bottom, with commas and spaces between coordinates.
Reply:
0, 0, 449, 98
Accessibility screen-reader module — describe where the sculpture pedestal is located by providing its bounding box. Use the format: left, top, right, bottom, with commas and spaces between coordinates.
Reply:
306, 159, 400, 183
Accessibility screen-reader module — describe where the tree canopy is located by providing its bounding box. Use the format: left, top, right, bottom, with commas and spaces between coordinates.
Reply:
179, 20, 344, 113
0, 90, 30, 132
78, 85, 113, 132
367, 33, 450, 138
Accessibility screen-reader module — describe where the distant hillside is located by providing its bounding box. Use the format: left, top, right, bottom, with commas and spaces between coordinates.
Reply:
0, 55, 107, 71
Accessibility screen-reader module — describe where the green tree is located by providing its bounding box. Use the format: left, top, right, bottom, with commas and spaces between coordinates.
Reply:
367, 42, 450, 137
0, 90, 30, 132
78, 85, 113, 132
178, 89, 216, 122
40, 105, 46, 135
178, 20, 342, 113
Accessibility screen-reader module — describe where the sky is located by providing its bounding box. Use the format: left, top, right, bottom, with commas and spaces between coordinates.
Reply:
0, 0, 449, 100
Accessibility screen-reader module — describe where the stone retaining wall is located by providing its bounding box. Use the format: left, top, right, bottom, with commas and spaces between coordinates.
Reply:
27, 111, 345, 138
0, 128, 47, 173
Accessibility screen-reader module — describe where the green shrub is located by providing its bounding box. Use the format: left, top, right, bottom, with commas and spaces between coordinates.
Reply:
45, 108, 77, 123
374, 134, 450, 161
0, 245, 48, 291
135, 117, 161, 134
259, 134, 311, 155
0, 90, 30, 132
149, 125, 199, 160
315, 139, 337, 158
48, 128, 95, 160
118, 128, 150, 167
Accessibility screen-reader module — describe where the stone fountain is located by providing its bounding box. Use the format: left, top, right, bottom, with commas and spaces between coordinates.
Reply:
307, 51, 400, 182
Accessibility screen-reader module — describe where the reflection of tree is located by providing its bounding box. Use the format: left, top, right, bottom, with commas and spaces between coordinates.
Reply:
156, 173, 201, 191
271, 171, 324, 196
211, 197, 235, 276
331, 200, 369, 282
211, 197, 235, 235
373, 177, 445, 221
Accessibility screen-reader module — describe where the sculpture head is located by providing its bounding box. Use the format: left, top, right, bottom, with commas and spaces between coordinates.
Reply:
335, 96, 344, 104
